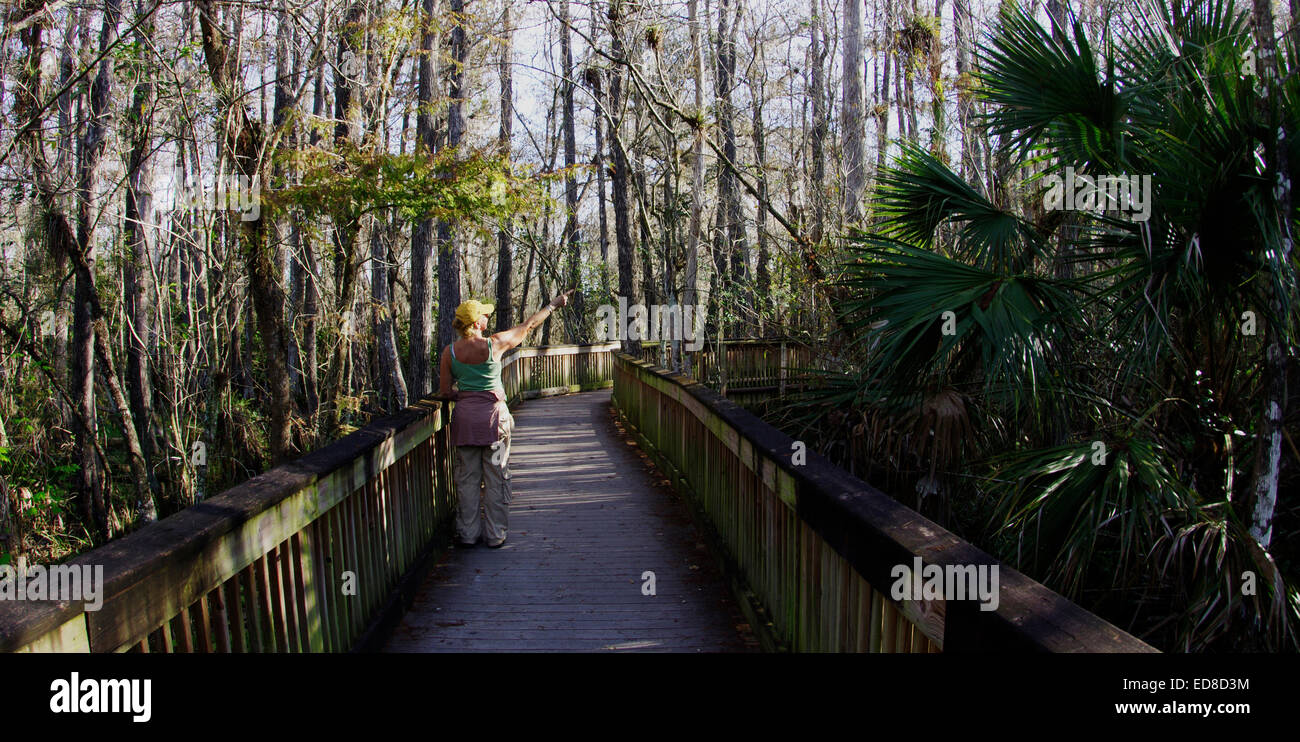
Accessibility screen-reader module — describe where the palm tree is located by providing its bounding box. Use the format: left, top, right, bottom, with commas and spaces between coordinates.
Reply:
793, 0, 1298, 651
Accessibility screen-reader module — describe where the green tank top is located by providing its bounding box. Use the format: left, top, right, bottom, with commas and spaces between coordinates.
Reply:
450, 339, 503, 392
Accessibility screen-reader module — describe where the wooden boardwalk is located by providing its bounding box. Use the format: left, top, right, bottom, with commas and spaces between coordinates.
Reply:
384, 389, 758, 652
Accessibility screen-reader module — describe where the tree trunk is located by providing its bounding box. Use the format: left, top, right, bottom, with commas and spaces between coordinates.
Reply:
22, 0, 157, 534
842, 0, 866, 222
609, 0, 639, 353
81, 0, 153, 532
561, 0, 584, 339
661, 124, 680, 368
300, 60, 325, 421
714, 0, 745, 335
810, 0, 828, 243
322, 2, 364, 436
196, 0, 294, 464
874, 3, 893, 196
750, 53, 771, 333
520, 236, 535, 323
372, 217, 408, 409
31, 0, 104, 534
437, 0, 466, 367
282, 3, 303, 406
1244, 0, 1292, 549
684, 0, 704, 312
123, 0, 160, 509
634, 165, 658, 307
495, 0, 515, 332
722, 0, 747, 332
410, 0, 437, 401
587, 31, 611, 294
953, 0, 979, 181
927, 0, 947, 161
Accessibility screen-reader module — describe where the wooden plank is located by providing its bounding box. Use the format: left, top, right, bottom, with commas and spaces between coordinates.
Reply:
345, 490, 371, 622
13, 614, 90, 653
210, 585, 232, 653
895, 611, 911, 653
243, 563, 265, 652
278, 541, 302, 652
279, 538, 303, 652
224, 575, 246, 653
194, 594, 212, 653
361, 473, 382, 615
373, 461, 393, 590
385, 391, 755, 654
321, 507, 342, 648
311, 518, 337, 652
265, 547, 289, 652
294, 530, 324, 652
365, 479, 385, 615
331, 502, 355, 646
391, 465, 409, 581
880, 599, 896, 654
173, 606, 194, 653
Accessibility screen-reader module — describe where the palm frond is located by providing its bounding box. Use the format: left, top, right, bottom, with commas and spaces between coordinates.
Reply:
986, 435, 1195, 598
976, 3, 1125, 168
871, 143, 1046, 270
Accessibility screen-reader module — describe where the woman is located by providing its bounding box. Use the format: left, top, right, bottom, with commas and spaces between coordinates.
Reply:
438, 289, 575, 548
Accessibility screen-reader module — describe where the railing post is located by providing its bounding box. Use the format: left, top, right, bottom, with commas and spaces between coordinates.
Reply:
609, 346, 1157, 654
779, 342, 787, 396
297, 527, 326, 652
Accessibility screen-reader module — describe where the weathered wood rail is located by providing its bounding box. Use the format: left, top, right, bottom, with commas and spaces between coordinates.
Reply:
611, 351, 1157, 653
0, 342, 619, 653
501, 341, 620, 405
637, 339, 819, 394
3, 339, 1157, 653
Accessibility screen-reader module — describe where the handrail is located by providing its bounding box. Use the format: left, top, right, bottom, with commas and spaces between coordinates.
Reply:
636, 338, 819, 394
500, 341, 620, 406
5, 340, 1155, 653
1, 399, 450, 653
1, 342, 622, 653
610, 351, 1158, 653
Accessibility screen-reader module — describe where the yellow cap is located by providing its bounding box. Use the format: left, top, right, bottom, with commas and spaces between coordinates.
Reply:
455, 299, 495, 328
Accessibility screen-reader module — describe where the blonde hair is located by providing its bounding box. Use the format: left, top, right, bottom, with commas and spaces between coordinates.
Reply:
453, 315, 484, 338
452, 316, 472, 338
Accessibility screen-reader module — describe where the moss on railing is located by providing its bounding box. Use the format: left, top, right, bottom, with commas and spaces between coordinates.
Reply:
612, 351, 1157, 653
1, 343, 622, 654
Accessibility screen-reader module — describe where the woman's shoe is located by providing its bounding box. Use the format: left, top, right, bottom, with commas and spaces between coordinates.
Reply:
454, 538, 478, 549
485, 538, 506, 548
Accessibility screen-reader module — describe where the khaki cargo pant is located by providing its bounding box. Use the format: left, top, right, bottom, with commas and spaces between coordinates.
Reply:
453, 412, 513, 546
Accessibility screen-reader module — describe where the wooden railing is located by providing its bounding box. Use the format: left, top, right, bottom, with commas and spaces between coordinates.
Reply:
501, 341, 620, 406
4, 340, 1156, 653
611, 352, 1158, 653
637, 339, 818, 394
0, 342, 622, 653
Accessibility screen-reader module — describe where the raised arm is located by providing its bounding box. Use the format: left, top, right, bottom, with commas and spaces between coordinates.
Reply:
492, 289, 575, 352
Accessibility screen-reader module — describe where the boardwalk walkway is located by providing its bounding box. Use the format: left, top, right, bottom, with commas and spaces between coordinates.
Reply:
384, 390, 757, 652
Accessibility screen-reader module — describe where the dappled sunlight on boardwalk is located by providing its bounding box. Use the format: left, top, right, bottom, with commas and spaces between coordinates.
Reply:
383, 390, 757, 652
